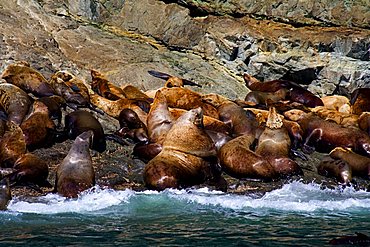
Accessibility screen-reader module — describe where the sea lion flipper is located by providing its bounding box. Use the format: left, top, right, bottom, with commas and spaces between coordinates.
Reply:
105, 133, 133, 146
290, 149, 308, 161
148, 70, 171, 80
182, 79, 202, 88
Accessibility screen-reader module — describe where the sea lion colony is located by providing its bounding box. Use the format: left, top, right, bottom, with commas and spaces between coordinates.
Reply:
0, 61, 369, 209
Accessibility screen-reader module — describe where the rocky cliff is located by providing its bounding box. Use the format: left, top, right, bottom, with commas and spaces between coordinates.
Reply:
1, 0, 369, 98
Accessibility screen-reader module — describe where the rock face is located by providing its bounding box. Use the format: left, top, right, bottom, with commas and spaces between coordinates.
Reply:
171, 0, 370, 29
1, 0, 369, 98
0, 0, 369, 195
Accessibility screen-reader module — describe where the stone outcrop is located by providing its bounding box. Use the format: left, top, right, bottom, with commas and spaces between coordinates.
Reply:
0, 0, 369, 196
69, 0, 369, 96
169, 0, 370, 29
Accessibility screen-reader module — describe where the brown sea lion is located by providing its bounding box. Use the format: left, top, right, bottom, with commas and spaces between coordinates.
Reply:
0, 178, 11, 210
205, 130, 232, 151
133, 142, 163, 163
310, 106, 359, 128
144, 108, 221, 191
358, 112, 370, 135
255, 107, 303, 177
8, 153, 52, 189
90, 70, 126, 100
160, 87, 218, 118
289, 86, 324, 108
201, 93, 259, 137
0, 83, 32, 125
38, 95, 66, 126
20, 101, 56, 151
351, 88, 370, 115
169, 108, 230, 134
65, 110, 106, 153
147, 90, 175, 144
105, 108, 149, 145
245, 89, 288, 105
49, 71, 89, 108
330, 147, 370, 179
243, 73, 323, 107
0, 121, 27, 168
148, 70, 202, 88
317, 156, 352, 184
320, 95, 351, 113
55, 130, 95, 198
284, 109, 370, 156
89, 93, 147, 123
53, 71, 90, 103
121, 85, 153, 102
219, 134, 277, 180
1, 61, 55, 97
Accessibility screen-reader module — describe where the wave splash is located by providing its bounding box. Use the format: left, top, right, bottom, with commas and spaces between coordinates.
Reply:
6, 181, 370, 215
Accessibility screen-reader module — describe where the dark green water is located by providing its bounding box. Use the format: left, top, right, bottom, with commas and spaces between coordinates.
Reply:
1, 181, 369, 246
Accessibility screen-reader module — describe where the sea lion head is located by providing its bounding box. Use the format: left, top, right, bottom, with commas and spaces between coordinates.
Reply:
118, 108, 146, 129
266, 107, 283, 129
283, 109, 306, 122
201, 93, 229, 108
75, 130, 94, 149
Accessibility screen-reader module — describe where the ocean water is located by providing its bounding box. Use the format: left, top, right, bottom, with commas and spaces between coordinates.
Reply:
1, 181, 369, 246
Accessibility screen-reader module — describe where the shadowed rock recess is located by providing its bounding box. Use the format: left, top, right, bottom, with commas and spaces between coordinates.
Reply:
0, 0, 369, 196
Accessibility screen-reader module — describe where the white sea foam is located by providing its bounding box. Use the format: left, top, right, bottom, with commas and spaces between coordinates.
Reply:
166, 181, 370, 213
8, 186, 134, 214
6, 181, 370, 215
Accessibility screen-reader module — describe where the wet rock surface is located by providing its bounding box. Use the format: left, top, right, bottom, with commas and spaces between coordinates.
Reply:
0, 0, 369, 197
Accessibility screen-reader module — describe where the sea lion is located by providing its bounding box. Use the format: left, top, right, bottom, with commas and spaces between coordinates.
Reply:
330, 147, 370, 179
115, 108, 148, 143
284, 109, 370, 156
219, 133, 277, 180
255, 107, 303, 177
243, 73, 323, 107
20, 100, 56, 151
1, 61, 55, 97
0, 83, 32, 125
351, 88, 370, 115
148, 70, 202, 88
0, 121, 27, 168
0, 178, 11, 210
144, 108, 221, 191
289, 86, 324, 108
205, 130, 232, 151
65, 110, 106, 153
121, 85, 153, 103
49, 71, 89, 108
245, 89, 288, 105
89, 93, 147, 123
310, 106, 359, 128
55, 130, 95, 198
53, 71, 90, 103
133, 142, 163, 163
160, 87, 218, 118
317, 156, 352, 184
320, 95, 351, 113
37, 95, 66, 126
7, 153, 52, 189
147, 90, 175, 144
358, 112, 370, 135
90, 70, 126, 100
169, 108, 230, 134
